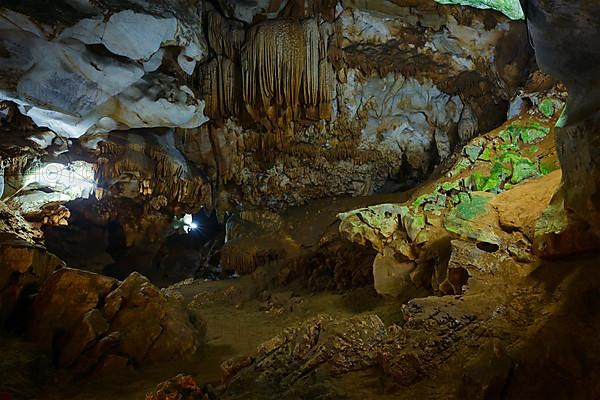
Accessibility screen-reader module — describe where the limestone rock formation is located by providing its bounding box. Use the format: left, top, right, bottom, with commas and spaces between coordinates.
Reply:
28, 269, 204, 374
0, 241, 64, 325
223, 314, 388, 397
0, 0, 534, 227
1, 0, 599, 399
0, 2, 208, 138
214, 233, 547, 399
524, 0, 600, 256
338, 108, 561, 298
145, 374, 215, 400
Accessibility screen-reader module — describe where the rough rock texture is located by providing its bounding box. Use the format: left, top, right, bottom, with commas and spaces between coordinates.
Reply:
223, 314, 388, 398
212, 176, 600, 399
0, 1, 208, 138
220, 203, 378, 292
524, 0, 600, 255
145, 374, 216, 400
28, 269, 204, 375
0, 0, 532, 230
491, 169, 561, 240
0, 241, 64, 325
216, 229, 579, 399
184, 0, 531, 211
338, 108, 561, 297
0, 200, 40, 243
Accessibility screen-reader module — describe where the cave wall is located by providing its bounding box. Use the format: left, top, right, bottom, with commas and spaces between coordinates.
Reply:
0, 0, 533, 259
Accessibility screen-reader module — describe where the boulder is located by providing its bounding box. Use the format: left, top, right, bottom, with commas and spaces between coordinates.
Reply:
0, 241, 64, 325
145, 374, 213, 400
27, 269, 204, 373
491, 170, 562, 240
105, 272, 201, 362
58, 309, 109, 368
225, 314, 387, 394
372, 247, 417, 298
28, 268, 117, 345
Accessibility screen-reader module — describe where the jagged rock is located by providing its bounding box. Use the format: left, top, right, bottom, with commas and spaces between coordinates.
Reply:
0, 201, 40, 243
146, 374, 216, 400
102, 272, 203, 362
0, 2, 208, 138
0, 241, 64, 325
224, 314, 387, 396
1, 0, 532, 219
58, 309, 110, 368
28, 268, 117, 345
338, 204, 406, 252
524, 0, 600, 256
27, 269, 204, 372
491, 170, 561, 240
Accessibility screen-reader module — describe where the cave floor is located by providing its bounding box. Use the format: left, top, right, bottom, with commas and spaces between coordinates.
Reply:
32, 249, 600, 400
38, 280, 401, 400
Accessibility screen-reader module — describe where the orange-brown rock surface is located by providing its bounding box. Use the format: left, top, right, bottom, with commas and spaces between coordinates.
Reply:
27, 269, 205, 375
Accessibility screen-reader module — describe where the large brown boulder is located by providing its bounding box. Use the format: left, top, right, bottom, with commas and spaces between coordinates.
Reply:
27, 269, 204, 374
103, 272, 202, 363
28, 268, 117, 345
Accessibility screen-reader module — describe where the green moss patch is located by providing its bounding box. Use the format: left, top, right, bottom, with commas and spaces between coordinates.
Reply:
538, 98, 555, 118
434, 0, 524, 19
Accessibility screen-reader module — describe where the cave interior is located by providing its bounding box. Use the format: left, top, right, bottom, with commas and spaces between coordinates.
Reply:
1, 0, 600, 399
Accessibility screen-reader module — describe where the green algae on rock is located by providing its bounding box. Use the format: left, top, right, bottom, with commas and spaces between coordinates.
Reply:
444, 193, 501, 245
538, 98, 556, 118
435, 0, 524, 19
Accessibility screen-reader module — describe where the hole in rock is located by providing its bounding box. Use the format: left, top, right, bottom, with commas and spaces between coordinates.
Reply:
477, 242, 500, 253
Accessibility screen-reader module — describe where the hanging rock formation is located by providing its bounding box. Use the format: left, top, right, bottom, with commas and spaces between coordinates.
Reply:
0, 0, 532, 221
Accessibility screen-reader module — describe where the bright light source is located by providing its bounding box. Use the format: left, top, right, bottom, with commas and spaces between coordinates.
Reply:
190, 222, 198, 230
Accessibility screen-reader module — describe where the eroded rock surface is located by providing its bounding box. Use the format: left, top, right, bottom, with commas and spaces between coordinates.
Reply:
338, 106, 561, 298
0, 0, 533, 227
28, 269, 204, 375
0, 241, 64, 326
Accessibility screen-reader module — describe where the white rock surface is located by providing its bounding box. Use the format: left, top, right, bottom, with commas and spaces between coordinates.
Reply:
339, 70, 464, 172
217, 0, 288, 23
0, 4, 208, 138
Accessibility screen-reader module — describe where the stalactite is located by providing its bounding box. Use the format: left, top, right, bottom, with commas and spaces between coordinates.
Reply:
94, 139, 210, 209
280, 0, 338, 20
203, 56, 240, 119
207, 11, 246, 60
203, 14, 333, 129
240, 18, 333, 127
